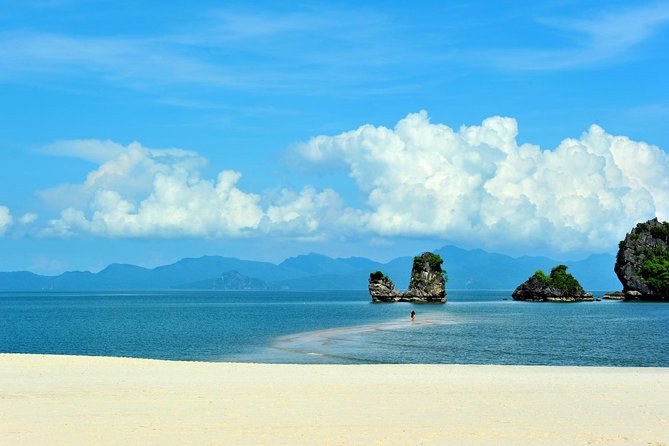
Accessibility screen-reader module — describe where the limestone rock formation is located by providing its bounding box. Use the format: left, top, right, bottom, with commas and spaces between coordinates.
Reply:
512, 265, 593, 302
602, 291, 625, 300
615, 218, 669, 301
368, 252, 447, 303
403, 252, 447, 303
368, 271, 401, 303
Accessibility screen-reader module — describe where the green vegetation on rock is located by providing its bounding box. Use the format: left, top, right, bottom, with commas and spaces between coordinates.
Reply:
369, 251, 446, 303
640, 249, 669, 296
410, 253, 448, 285
513, 263, 590, 301
531, 265, 583, 295
533, 269, 549, 282
548, 265, 582, 295
650, 222, 669, 242
369, 270, 389, 281
413, 253, 444, 272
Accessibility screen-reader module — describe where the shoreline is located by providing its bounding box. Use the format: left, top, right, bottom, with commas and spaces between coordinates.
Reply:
2, 354, 667, 445
3, 351, 668, 367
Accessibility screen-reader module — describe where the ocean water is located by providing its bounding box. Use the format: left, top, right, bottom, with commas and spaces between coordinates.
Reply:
0, 290, 667, 366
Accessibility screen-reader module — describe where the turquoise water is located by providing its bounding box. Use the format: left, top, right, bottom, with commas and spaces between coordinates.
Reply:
0, 290, 667, 366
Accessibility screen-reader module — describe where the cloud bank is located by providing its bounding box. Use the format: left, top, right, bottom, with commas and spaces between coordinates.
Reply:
42, 141, 345, 239
37, 112, 669, 255
296, 111, 669, 253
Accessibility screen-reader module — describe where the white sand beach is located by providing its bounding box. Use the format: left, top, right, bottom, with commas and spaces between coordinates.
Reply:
1, 354, 667, 445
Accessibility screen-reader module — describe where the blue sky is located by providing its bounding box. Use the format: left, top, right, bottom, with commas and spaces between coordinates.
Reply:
0, 0, 668, 274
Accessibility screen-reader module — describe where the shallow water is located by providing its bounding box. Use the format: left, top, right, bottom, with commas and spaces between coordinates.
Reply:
1, 290, 667, 365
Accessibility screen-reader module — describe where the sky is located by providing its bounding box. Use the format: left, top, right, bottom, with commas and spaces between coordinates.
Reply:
0, 0, 668, 274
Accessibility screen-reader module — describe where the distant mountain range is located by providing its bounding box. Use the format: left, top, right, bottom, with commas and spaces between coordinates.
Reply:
0, 245, 621, 291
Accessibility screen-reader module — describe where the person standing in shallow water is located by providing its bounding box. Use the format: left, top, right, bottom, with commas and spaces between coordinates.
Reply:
410, 310, 416, 321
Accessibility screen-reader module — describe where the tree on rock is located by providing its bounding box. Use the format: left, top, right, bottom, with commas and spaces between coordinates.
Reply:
548, 265, 582, 296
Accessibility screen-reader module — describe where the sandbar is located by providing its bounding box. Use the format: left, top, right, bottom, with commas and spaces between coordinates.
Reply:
1, 354, 667, 445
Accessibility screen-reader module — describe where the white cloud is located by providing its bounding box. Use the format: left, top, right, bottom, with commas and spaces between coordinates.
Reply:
19, 213, 38, 224
262, 186, 357, 239
39, 142, 208, 212
295, 111, 669, 254
0, 206, 12, 236
42, 141, 346, 239
36, 116, 669, 255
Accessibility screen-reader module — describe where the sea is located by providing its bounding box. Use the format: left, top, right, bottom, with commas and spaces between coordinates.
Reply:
1, 290, 667, 366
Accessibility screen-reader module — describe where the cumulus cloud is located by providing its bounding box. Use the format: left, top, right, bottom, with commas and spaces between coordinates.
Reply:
0, 206, 12, 236
42, 141, 346, 239
36, 115, 669, 255
262, 186, 359, 240
295, 111, 669, 253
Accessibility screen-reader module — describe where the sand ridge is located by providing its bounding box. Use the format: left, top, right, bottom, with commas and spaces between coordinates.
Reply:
1, 354, 667, 445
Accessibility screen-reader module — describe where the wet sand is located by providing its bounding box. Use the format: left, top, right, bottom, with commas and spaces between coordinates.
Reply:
266, 313, 458, 362
1, 354, 667, 445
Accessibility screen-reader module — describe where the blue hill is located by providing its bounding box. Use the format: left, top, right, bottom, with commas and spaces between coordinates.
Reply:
0, 246, 620, 291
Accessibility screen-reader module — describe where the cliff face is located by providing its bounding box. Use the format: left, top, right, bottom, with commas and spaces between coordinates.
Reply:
512, 265, 593, 302
368, 252, 446, 303
404, 252, 447, 303
615, 218, 669, 301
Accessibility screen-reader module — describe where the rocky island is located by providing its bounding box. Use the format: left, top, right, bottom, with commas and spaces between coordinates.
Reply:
369, 252, 446, 303
512, 265, 593, 302
615, 218, 669, 301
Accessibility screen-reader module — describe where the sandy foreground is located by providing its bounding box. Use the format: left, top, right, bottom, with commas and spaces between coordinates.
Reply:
0, 354, 667, 445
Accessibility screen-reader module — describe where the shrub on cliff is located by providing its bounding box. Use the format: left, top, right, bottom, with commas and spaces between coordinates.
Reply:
413, 253, 444, 272
548, 265, 582, 295
650, 222, 669, 242
369, 270, 389, 281
533, 269, 549, 283
641, 250, 669, 296
527, 265, 583, 294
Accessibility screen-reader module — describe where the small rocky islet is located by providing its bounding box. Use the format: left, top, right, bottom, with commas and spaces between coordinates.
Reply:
512, 265, 593, 302
371, 218, 668, 304
368, 252, 446, 303
511, 218, 668, 302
